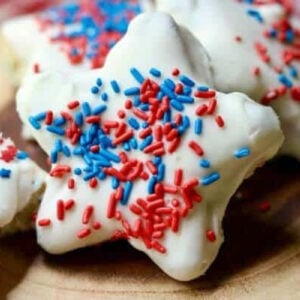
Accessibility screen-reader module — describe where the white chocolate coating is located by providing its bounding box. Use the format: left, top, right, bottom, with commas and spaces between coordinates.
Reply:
154, 0, 300, 159
0, 133, 45, 233
17, 12, 283, 281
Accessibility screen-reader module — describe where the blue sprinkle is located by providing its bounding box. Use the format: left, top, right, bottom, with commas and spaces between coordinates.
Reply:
163, 111, 171, 123
50, 150, 58, 163
55, 139, 63, 151
148, 176, 157, 194
194, 119, 203, 135
46, 126, 65, 136
98, 171, 106, 180
201, 172, 221, 186
152, 156, 161, 166
141, 122, 148, 129
83, 172, 98, 181
111, 80, 121, 93
179, 74, 195, 87
123, 142, 131, 151
289, 66, 298, 79
82, 102, 92, 116
34, 112, 46, 121
278, 74, 293, 88
130, 67, 144, 84
91, 86, 99, 94
247, 9, 264, 23
182, 116, 191, 129
161, 84, 176, 99
128, 117, 140, 130
149, 67, 161, 77
183, 86, 192, 96
140, 104, 149, 111
92, 104, 107, 115
0, 168, 11, 178
62, 145, 71, 157
16, 151, 29, 160
96, 78, 102, 87
269, 28, 277, 38
101, 92, 108, 101
139, 135, 153, 150
75, 112, 83, 126
286, 29, 294, 43
99, 148, 120, 163
53, 117, 66, 126
112, 177, 119, 189
124, 87, 140, 96
133, 96, 141, 107
177, 95, 194, 104
170, 99, 184, 111
234, 147, 251, 159
198, 86, 209, 92
121, 181, 133, 205
130, 137, 138, 149
200, 159, 210, 169
164, 79, 176, 90
28, 116, 41, 130
157, 163, 165, 182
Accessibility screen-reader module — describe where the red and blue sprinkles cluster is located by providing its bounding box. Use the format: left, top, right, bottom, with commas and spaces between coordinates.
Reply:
241, 0, 300, 104
0, 137, 29, 179
31, 67, 252, 253
36, 0, 141, 68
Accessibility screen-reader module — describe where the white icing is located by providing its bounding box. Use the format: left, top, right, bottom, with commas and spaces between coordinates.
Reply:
17, 12, 283, 281
154, 0, 300, 159
0, 133, 45, 228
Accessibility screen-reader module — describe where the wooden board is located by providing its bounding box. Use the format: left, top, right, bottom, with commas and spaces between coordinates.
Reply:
0, 98, 300, 299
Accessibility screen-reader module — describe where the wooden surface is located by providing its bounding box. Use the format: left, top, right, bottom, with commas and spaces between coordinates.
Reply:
0, 98, 300, 299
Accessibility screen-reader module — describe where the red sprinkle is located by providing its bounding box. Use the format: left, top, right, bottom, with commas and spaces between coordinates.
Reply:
215, 115, 225, 128
56, 200, 65, 221
38, 219, 51, 227
92, 221, 102, 230
68, 178, 75, 189
259, 200, 271, 213
82, 205, 94, 224
89, 177, 98, 188
67, 100, 80, 110
206, 230, 216, 242
64, 199, 75, 210
188, 140, 204, 156
77, 228, 91, 239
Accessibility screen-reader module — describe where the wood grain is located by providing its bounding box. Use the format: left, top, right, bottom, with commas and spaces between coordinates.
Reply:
0, 99, 300, 299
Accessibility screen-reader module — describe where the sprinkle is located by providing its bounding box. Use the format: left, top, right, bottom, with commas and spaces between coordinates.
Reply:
56, 200, 65, 221
259, 200, 271, 213
28, 116, 41, 130
37, 219, 51, 227
179, 74, 195, 87
46, 126, 65, 136
16, 151, 29, 160
82, 205, 94, 224
194, 119, 203, 135
149, 68, 161, 77
200, 159, 210, 168
130, 67, 145, 84
111, 80, 121, 93
234, 147, 251, 159
77, 228, 91, 239
121, 181, 133, 205
201, 172, 221, 186
215, 115, 225, 128
68, 101, 80, 110
206, 230, 216, 242
188, 140, 204, 156
91, 86, 99, 94
33, 63, 40, 73
64, 199, 75, 210
93, 221, 102, 230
